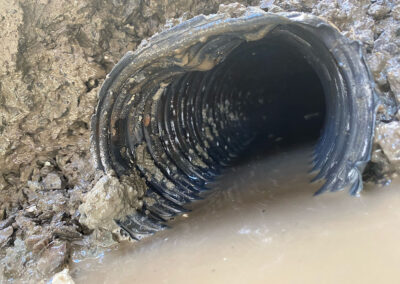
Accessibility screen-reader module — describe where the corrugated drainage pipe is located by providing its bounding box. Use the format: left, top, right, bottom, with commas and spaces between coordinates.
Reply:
91, 9, 376, 240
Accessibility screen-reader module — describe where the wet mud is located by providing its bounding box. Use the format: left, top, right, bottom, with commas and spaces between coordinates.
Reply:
71, 145, 400, 284
0, 0, 399, 282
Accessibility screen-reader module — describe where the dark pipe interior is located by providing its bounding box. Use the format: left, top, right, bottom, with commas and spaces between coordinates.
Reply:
225, 33, 326, 151
164, 33, 326, 169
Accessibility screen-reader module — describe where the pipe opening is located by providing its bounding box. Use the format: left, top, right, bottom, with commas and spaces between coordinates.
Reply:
174, 32, 326, 159
91, 12, 376, 239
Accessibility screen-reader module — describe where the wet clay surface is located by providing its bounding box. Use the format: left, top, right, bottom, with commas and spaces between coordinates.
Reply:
0, 0, 399, 282
71, 145, 400, 284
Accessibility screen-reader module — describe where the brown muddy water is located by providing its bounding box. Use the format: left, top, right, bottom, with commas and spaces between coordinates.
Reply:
70, 145, 400, 284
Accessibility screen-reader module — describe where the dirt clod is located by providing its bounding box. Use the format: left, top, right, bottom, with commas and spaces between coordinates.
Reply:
79, 174, 146, 230
0, 226, 13, 248
51, 268, 75, 284
376, 121, 400, 164
37, 240, 70, 276
43, 172, 63, 190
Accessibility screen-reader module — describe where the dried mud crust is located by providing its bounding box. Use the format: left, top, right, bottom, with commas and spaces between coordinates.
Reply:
0, 0, 399, 282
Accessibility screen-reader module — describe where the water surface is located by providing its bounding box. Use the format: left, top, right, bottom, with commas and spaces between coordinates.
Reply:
72, 145, 400, 284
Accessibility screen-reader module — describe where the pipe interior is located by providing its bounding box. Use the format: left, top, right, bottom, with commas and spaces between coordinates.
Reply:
162, 33, 326, 173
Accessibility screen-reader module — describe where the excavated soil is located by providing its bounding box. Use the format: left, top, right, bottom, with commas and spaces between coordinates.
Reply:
0, 0, 399, 282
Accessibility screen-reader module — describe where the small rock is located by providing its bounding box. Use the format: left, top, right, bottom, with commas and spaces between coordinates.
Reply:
0, 215, 15, 230
38, 210, 55, 222
52, 212, 67, 224
0, 226, 14, 247
0, 208, 5, 220
259, 0, 274, 10
37, 240, 69, 275
43, 173, 62, 190
218, 3, 247, 18
367, 51, 389, 85
387, 62, 400, 103
353, 28, 374, 46
51, 268, 75, 284
376, 121, 400, 164
27, 180, 43, 191
25, 234, 49, 250
260, 1, 283, 13
79, 174, 145, 230
53, 225, 82, 240
368, 3, 391, 19
368, 51, 389, 76
0, 175, 6, 191
2, 238, 29, 278
26, 204, 37, 213
32, 237, 50, 253
392, 5, 400, 20
15, 214, 35, 231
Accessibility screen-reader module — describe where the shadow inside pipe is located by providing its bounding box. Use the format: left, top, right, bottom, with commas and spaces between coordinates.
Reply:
223, 33, 326, 148
179, 32, 327, 179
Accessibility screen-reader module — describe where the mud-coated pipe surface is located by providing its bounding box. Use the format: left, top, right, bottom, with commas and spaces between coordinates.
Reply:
91, 9, 376, 240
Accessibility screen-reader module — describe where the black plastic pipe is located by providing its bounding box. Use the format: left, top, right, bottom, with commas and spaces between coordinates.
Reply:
91, 10, 376, 240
